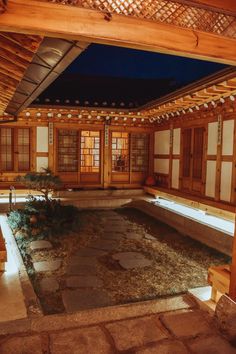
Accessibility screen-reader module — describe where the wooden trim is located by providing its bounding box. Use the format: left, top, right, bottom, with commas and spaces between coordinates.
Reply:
154, 154, 170, 159
1, 1, 236, 65
180, 0, 236, 15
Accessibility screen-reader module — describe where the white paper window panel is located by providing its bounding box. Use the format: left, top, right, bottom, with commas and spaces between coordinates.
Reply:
154, 130, 170, 154
171, 159, 179, 189
205, 160, 216, 198
154, 158, 169, 174
207, 122, 218, 155
222, 120, 234, 156
220, 161, 232, 202
37, 127, 48, 153
36, 157, 48, 173
173, 128, 180, 155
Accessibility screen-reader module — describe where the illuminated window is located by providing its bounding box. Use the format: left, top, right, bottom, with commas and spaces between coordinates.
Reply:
112, 132, 129, 172
81, 131, 100, 173
131, 133, 149, 172
18, 128, 30, 171
57, 129, 78, 172
0, 128, 13, 171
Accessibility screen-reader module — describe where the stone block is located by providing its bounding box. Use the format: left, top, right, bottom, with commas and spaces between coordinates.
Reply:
136, 340, 189, 354
0, 335, 43, 354
161, 310, 212, 337
105, 316, 168, 351
215, 294, 236, 341
50, 326, 112, 354
187, 335, 236, 354
112, 252, 152, 269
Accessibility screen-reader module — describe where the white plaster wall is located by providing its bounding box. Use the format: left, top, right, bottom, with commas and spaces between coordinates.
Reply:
154, 130, 170, 155
220, 161, 232, 202
154, 158, 169, 174
173, 128, 180, 155
205, 160, 216, 198
171, 159, 179, 189
207, 122, 218, 155
37, 127, 48, 153
36, 157, 48, 172
222, 120, 234, 156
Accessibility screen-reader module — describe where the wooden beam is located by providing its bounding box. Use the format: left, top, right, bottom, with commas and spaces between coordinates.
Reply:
229, 214, 236, 301
0, 1, 236, 65
178, 0, 236, 15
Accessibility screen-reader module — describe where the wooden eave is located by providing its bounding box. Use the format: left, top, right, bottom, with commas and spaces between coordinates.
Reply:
5, 38, 89, 115
0, 31, 43, 116
140, 67, 236, 119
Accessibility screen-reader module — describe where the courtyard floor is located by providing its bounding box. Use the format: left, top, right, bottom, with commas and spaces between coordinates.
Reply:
19, 208, 229, 314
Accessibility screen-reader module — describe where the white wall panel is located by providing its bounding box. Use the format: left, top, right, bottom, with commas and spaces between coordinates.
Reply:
154, 158, 169, 174
205, 160, 216, 198
36, 157, 48, 172
207, 122, 218, 155
171, 159, 179, 189
154, 130, 170, 154
37, 127, 48, 153
173, 128, 180, 155
220, 161, 232, 202
222, 120, 234, 156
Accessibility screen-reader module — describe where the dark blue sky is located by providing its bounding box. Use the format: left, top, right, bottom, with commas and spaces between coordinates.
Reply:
66, 44, 226, 85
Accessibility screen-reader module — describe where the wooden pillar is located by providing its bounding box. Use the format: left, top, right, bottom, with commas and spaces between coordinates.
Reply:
229, 212, 236, 301
103, 124, 109, 188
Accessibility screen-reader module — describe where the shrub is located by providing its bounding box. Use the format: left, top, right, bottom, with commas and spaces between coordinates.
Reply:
7, 210, 30, 232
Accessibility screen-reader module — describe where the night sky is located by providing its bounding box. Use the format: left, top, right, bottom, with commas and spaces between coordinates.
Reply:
66, 44, 227, 86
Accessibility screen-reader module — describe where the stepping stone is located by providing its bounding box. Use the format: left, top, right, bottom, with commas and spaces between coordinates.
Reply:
62, 288, 112, 312
75, 248, 107, 257
68, 256, 98, 267
91, 239, 119, 251
144, 234, 157, 241
125, 232, 142, 241
34, 259, 61, 272
112, 252, 152, 270
66, 275, 103, 288
30, 240, 52, 251
66, 264, 97, 276
40, 277, 59, 293
103, 232, 123, 241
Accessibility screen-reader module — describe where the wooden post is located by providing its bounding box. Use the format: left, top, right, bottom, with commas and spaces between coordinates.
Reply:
229, 212, 236, 300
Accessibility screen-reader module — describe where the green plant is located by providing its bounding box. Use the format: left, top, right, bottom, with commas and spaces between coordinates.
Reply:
7, 210, 30, 232
16, 168, 62, 203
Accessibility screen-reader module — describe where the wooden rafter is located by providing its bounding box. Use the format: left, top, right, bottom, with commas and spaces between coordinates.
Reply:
0, 31, 43, 115
0, 1, 236, 65
141, 68, 236, 120
177, 0, 236, 15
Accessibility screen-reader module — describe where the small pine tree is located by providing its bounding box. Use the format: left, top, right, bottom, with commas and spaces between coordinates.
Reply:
17, 168, 62, 203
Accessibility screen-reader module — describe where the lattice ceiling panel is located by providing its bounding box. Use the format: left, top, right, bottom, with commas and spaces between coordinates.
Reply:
46, 0, 236, 39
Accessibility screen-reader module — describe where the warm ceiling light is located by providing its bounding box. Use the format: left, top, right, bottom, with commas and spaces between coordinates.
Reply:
25, 112, 30, 117
36, 112, 41, 117
67, 114, 72, 118
57, 113, 62, 118
204, 103, 208, 108
220, 97, 225, 103
230, 95, 235, 101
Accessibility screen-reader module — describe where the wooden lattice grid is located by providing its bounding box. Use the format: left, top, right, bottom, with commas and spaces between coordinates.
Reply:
46, 0, 236, 39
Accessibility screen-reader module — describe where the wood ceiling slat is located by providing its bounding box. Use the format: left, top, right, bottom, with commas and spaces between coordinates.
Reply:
0, 31, 43, 115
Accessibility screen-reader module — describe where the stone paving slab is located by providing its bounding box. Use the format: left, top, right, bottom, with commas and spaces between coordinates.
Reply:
187, 335, 236, 354
0, 335, 43, 354
161, 310, 212, 338
68, 255, 98, 266
66, 275, 103, 288
105, 316, 168, 351
112, 252, 152, 269
91, 239, 119, 251
103, 232, 123, 241
135, 340, 189, 354
30, 240, 52, 251
50, 326, 112, 354
75, 248, 107, 257
62, 289, 112, 312
33, 259, 62, 272
125, 232, 143, 240
40, 277, 59, 293
66, 264, 97, 276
